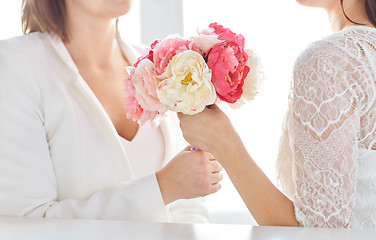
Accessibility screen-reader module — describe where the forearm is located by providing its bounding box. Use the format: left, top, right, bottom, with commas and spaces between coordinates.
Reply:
215, 139, 299, 226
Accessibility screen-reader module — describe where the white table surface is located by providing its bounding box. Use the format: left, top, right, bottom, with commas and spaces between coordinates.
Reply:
0, 216, 375, 240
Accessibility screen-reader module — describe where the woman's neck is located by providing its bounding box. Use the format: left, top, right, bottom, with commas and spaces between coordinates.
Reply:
326, 0, 373, 32
64, 9, 122, 70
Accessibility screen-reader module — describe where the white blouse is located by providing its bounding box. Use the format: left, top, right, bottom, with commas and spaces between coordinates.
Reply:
120, 121, 165, 177
0, 32, 208, 223
277, 26, 376, 229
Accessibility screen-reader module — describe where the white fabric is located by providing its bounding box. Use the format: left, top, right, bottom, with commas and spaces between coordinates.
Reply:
276, 26, 376, 229
0, 32, 208, 223
120, 121, 165, 177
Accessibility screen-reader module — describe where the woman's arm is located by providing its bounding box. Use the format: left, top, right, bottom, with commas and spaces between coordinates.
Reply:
216, 134, 299, 226
178, 105, 299, 226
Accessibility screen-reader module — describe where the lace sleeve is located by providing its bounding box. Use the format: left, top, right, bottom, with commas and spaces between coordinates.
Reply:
288, 40, 365, 228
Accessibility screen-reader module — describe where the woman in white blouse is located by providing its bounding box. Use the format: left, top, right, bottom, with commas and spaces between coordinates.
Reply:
0, 0, 223, 222
179, 0, 376, 228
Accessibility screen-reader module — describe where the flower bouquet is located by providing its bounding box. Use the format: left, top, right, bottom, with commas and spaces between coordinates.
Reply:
124, 22, 263, 124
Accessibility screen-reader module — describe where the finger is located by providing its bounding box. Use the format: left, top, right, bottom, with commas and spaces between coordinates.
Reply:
182, 145, 192, 151
193, 149, 214, 158
209, 183, 221, 194
207, 104, 222, 112
209, 160, 223, 173
204, 152, 216, 160
192, 150, 216, 163
211, 172, 223, 184
177, 112, 184, 120
206, 104, 218, 110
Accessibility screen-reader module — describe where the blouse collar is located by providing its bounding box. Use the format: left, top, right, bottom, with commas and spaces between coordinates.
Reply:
45, 33, 139, 76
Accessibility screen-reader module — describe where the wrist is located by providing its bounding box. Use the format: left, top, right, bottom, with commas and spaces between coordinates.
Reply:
211, 130, 242, 155
209, 120, 242, 156
213, 133, 247, 167
155, 168, 179, 205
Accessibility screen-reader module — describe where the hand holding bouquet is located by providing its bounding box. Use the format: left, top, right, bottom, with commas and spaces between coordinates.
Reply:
124, 23, 263, 124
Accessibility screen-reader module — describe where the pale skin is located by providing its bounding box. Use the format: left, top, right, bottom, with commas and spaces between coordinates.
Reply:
178, 0, 374, 226
63, 0, 223, 205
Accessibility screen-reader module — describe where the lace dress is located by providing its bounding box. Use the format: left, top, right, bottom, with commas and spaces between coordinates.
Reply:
276, 26, 376, 229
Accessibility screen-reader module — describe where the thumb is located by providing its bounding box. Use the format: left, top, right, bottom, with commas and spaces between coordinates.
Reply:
177, 112, 184, 120
207, 104, 219, 110
183, 145, 192, 151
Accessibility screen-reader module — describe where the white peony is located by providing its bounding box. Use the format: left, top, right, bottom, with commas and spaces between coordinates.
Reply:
191, 27, 222, 54
157, 50, 216, 115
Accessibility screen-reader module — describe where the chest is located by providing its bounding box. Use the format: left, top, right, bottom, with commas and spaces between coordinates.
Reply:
37, 71, 134, 199
79, 66, 139, 141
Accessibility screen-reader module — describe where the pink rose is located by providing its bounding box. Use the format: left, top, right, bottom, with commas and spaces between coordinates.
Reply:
206, 42, 250, 103
153, 37, 201, 77
131, 59, 168, 113
123, 67, 158, 125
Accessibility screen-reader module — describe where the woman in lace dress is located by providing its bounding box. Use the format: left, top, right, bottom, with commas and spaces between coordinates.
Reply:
179, 0, 376, 228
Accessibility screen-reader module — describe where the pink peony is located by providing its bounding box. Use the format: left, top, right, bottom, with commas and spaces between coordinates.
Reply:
153, 37, 201, 78
191, 27, 222, 54
123, 67, 158, 125
134, 40, 160, 68
206, 42, 250, 103
209, 22, 245, 48
131, 59, 168, 113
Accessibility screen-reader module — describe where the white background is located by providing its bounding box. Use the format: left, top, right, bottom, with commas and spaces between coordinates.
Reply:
0, 0, 331, 223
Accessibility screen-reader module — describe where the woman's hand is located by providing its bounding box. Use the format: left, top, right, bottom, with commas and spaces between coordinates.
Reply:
156, 146, 223, 205
177, 104, 241, 158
